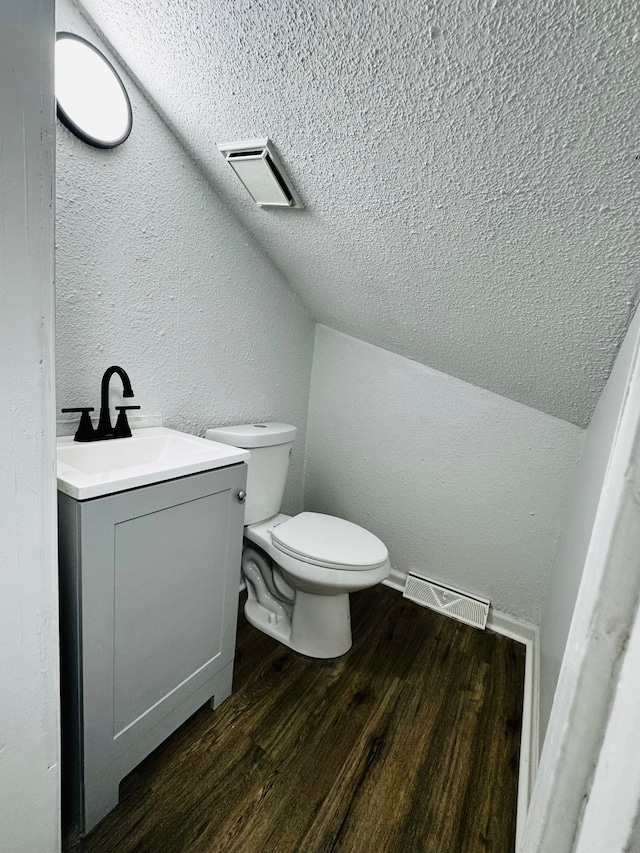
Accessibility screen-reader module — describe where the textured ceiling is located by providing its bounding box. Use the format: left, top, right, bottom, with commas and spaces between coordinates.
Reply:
77, 0, 637, 427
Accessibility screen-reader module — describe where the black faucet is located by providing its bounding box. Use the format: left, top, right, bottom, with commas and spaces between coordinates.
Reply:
62, 366, 140, 442
95, 366, 139, 440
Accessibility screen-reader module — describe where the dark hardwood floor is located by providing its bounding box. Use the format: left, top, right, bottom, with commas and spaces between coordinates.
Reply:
68, 585, 525, 853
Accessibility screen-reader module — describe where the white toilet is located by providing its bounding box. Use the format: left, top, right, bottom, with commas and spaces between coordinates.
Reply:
205, 423, 391, 658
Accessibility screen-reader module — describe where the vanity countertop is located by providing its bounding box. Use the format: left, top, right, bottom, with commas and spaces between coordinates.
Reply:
57, 426, 249, 500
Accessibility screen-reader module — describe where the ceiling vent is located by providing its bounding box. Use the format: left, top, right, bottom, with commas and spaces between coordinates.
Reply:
217, 138, 303, 209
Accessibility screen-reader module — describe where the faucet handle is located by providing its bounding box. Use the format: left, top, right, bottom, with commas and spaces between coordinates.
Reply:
113, 405, 141, 439
61, 407, 96, 443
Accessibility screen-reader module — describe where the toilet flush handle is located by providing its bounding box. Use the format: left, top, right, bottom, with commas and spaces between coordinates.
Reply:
237, 490, 246, 503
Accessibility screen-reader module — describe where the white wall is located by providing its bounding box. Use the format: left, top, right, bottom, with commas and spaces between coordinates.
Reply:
0, 2, 60, 851
538, 306, 640, 738
55, 0, 315, 512
305, 326, 583, 623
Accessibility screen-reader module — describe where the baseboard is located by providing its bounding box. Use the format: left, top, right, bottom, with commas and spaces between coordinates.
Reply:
382, 569, 407, 593
383, 574, 539, 851
487, 609, 539, 852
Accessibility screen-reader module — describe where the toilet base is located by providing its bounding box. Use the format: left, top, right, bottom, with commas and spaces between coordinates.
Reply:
244, 590, 352, 659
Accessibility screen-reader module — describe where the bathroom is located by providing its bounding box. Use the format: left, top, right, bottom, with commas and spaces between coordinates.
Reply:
3, 0, 639, 851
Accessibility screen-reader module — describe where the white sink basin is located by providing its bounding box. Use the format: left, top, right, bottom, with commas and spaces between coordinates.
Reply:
57, 427, 249, 500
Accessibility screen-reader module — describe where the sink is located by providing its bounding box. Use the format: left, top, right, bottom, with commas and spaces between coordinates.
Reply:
57, 427, 249, 500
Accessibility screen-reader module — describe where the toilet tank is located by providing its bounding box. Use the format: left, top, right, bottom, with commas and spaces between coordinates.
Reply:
204, 423, 297, 525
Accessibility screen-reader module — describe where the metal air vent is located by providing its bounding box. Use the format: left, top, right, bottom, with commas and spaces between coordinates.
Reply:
217, 138, 303, 209
403, 573, 490, 630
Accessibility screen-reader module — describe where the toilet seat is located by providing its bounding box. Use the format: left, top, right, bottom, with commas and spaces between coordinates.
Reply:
271, 512, 388, 571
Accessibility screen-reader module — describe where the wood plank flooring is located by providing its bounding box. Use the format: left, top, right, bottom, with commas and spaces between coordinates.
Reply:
68, 585, 525, 853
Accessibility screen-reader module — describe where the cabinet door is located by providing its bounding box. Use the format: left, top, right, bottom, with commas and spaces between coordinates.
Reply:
78, 465, 245, 776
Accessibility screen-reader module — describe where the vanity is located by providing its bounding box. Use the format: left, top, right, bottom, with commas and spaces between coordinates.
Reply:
57, 428, 249, 835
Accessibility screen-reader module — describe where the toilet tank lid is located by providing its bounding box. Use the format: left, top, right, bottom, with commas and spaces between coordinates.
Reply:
204, 422, 297, 449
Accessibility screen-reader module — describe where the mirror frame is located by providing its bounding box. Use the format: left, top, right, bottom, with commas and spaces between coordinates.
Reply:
55, 32, 133, 149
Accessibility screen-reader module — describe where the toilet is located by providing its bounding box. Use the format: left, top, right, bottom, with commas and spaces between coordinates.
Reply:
204, 423, 391, 658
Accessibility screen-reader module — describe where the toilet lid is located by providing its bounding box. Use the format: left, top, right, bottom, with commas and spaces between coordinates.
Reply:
271, 512, 389, 571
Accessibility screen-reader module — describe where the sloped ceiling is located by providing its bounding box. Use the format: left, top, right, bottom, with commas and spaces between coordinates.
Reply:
77, 0, 637, 428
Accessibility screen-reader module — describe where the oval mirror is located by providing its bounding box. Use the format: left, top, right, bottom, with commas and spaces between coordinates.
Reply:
55, 32, 132, 149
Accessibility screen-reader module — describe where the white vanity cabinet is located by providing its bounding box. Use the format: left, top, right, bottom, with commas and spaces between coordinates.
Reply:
58, 462, 247, 835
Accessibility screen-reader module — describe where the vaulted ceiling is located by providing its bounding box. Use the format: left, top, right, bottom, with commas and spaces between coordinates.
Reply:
78, 0, 637, 428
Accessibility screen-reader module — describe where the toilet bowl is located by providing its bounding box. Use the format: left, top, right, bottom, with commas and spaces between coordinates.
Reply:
243, 512, 390, 657
205, 423, 391, 658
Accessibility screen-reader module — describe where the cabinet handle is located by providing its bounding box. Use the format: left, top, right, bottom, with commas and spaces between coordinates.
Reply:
237, 490, 246, 503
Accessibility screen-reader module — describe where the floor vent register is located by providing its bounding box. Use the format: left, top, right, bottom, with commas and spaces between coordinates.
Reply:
402, 573, 490, 630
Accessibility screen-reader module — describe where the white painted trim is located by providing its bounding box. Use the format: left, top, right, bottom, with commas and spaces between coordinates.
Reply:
384, 575, 539, 850
382, 568, 407, 592
573, 576, 640, 851
521, 318, 640, 851
487, 610, 539, 852
0, 2, 59, 849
